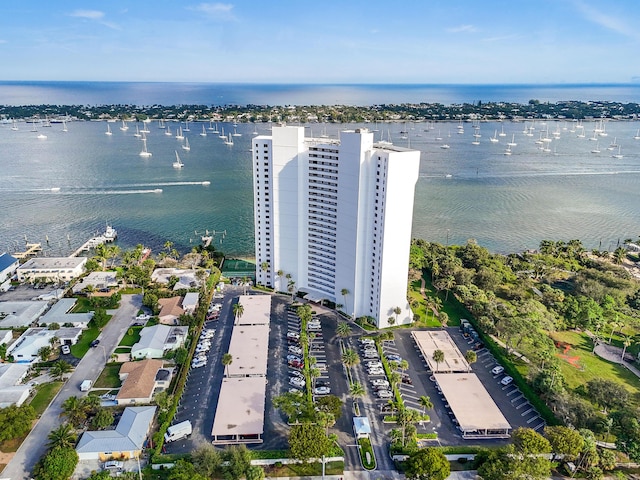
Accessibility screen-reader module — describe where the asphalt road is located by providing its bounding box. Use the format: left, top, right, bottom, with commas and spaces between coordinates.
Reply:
0, 294, 141, 480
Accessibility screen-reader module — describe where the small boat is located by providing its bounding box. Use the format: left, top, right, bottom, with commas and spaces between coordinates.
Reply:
612, 146, 623, 159
472, 138, 480, 145
607, 137, 618, 150
140, 123, 150, 134
62, 120, 68, 132
165, 125, 172, 136
232, 127, 242, 137
200, 124, 207, 137
208, 120, 215, 131
133, 124, 142, 138
105, 124, 113, 136
175, 126, 184, 140
439, 143, 450, 149
158, 119, 166, 129
212, 122, 220, 134
218, 126, 226, 139
50, 187, 61, 192
181, 137, 191, 151
224, 133, 234, 146
140, 138, 152, 157
252, 124, 259, 135
507, 134, 517, 147
11, 119, 18, 131
490, 130, 499, 143
183, 121, 190, 132
201, 181, 211, 186
504, 146, 512, 156
591, 142, 600, 154
498, 125, 507, 137
634, 129, 640, 140
120, 120, 129, 131
173, 150, 184, 168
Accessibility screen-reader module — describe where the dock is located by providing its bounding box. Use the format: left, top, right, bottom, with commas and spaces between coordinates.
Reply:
13, 243, 42, 259
69, 225, 118, 257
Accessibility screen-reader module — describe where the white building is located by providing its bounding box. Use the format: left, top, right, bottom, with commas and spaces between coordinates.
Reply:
16, 257, 87, 283
7, 327, 82, 363
252, 126, 420, 328
0, 252, 19, 284
130, 325, 188, 359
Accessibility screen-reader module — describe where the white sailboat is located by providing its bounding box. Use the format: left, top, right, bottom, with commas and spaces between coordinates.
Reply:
200, 124, 207, 137
634, 129, 640, 140
133, 124, 142, 138
140, 123, 150, 134
507, 134, 517, 147
208, 120, 215, 131
158, 119, 166, 129
503, 146, 512, 156
182, 137, 191, 151
490, 130, 499, 143
224, 133, 234, 146
607, 137, 618, 150
591, 142, 601, 154
612, 146, 623, 159
439, 143, 450, 149
62, 120, 68, 132
212, 122, 220, 134
173, 150, 184, 168
139, 138, 152, 157
105, 123, 113, 135
218, 126, 226, 139
120, 120, 129, 131
252, 124, 259, 135
165, 124, 172, 136
11, 119, 18, 131
183, 121, 190, 132
232, 127, 242, 137
175, 126, 184, 140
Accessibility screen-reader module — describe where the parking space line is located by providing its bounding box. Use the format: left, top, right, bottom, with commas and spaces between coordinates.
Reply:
506, 388, 520, 396
533, 422, 546, 431
526, 415, 541, 424
516, 402, 530, 410
521, 408, 534, 416
511, 394, 524, 403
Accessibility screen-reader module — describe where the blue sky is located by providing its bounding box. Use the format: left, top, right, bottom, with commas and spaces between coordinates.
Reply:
1, 0, 639, 83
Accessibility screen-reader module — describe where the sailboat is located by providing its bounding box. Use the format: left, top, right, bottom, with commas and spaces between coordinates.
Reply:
503, 146, 512, 156
498, 124, 506, 137
591, 142, 601, 154
62, 120, 68, 132
105, 123, 113, 136
612, 146, 623, 159
175, 126, 184, 140
183, 121, 190, 132
232, 127, 242, 137
634, 129, 640, 140
164, 124, 172, 136
140, 123, 150, 134
120, 120, 129, 131
218, 126, 226, 139
212, 122, 220, 134
490, 130, 499, 143
11, 119, 18, 131
182, 137, 191, 151
224, 133, 234, 146
158, 119, 166, 129
173, 150, 184, 168
35, 123, 47, 139
208, 120, 215, 131
133, 124, 142, 138
252, 124, 259, 135
607, 137, 618, 150
200, 124, 207, 137
507, 134, 517, 147
139, 138, 152, 157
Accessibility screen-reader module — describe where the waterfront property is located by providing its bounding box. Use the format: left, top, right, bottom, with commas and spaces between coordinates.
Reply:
71, 271, 118, 294
16, 256, 87, 283
130, 324, 188, 359
412, 330, 470, 373
151, 268, 200, 290
252, 126, 420, 328
157, 297, 185, 325
0, 252, 19, 285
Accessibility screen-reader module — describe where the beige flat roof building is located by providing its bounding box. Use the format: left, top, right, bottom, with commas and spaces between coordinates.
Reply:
412, 330, 469, 373
211, 377, 267, 444
227, 324, 270, 377
434, 373, 511, 438
235, 295, 271, 325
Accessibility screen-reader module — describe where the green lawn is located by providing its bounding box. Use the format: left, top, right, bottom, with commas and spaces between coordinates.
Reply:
549, 331, 640, 405
70, 326, 100, 358
94, 363, 122, 389
70, 297, 93, 313
118, 326, 143, 347
30, 381, 63, 416
409, 272, 467, 328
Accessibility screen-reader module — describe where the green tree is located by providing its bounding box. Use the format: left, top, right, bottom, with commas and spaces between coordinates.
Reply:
49, 360, 73, 381
89, 307, 109, 329
221, 444, 253, 480
586, 378, 629, 414
544, 425, 584, 461
289, 423, 331, 462
33, 446, 78, 480
191, 444, 222, 478
245, 465, 265, 480
91, 408, 114, 429
47, 423, 77, 450
464, 349, 477, 372
273, 391, 313, 423
341, 348, 360, 368
404, 447, 450, 480
336, 322, 352, 338
512, 427, 551, 455
315, 395, 343, 420
61, 395, 87, 427
173, 346, 188, 365
0, 404, 36, 442
477, 444, 552, 480
315, 411, 336, 436
419, 395, 433, 415
222, 353, 233, 376
432, 349, 445, 371
38, 345, 52, 362
232, 302, 244, 324
167, 459, 208, 480
340, 288, 349, 310
393, 306, 402, 325
349, 382, 365, 399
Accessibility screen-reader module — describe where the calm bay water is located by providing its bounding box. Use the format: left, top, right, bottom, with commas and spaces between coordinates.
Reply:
1, 83, 639, 258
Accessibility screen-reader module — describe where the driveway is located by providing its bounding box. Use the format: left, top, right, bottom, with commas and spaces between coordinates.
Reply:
0, 294, 142, 480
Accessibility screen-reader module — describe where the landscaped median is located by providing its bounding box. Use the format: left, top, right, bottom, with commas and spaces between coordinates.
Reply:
357, 437, 376, 470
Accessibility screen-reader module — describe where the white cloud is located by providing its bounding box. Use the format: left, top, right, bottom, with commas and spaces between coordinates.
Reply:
446, 24, 478, 34
69, 10, 105, 20
573, 0, 640, 40
191, 3, 236, 21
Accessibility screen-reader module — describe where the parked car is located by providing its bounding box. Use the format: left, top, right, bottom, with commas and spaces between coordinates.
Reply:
191, 360, 206, 368
135, 314, 151, 321
371, 379, 390, 387
501, 376, 514, 386
288, 359, 304, 369
492, 366, 505, 375
376, 390, 393, 399
401, 375, 413, 385
359, 338, 375, 345
365, 361, 383, 369
90, 339, 100, 348
288, 345, 303, 355
289, 377, 305, 387
307, 324, 322, 331
363, 351, 379, 359
386, 354, 402, 362
287, 332, 300, 340
60, 344, 71, 355
290, 370, 305, 379
368, 368, 385, 376
287, 354, 302, 362
313, 386, 331, 395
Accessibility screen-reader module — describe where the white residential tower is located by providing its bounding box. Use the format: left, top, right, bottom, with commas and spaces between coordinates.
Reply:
252, 126, 420, 328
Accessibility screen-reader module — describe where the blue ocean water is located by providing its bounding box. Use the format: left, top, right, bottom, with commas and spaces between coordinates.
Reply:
1, 82, 639, 258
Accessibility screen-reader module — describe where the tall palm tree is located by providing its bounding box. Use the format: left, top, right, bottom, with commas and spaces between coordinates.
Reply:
232, 302, 244, 325
47, 423, 77, 449
38, 346, 52, 362
336, 322, 352, 338
349, 382, 365, 399
341, 349, 360, 368
389, 372, 402, 390
613, 247, 627, 265
222, 353, 233, 377
341, 288, 349, 311
399, 360, 409, 374
621, 335, 632, 361
50, 360, 73, 381
432, 349, 445, 372
393, 306, 402, 324
418, 395, 433, 415
309, 367, 321, 390
464, 350, 477, 372
62, 395, 87, 426
388, 316, 396, 326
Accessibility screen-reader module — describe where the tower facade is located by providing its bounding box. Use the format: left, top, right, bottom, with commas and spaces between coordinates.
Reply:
252, 126, 420, 328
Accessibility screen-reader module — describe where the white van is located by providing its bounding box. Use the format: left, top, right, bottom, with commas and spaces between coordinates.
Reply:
103, 460, 123, 471
80, 380, 92, 392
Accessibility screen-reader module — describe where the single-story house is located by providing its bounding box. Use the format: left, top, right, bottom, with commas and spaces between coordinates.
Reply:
151, 268, 200, 290
76, 406, 157, 461
0, 301, 49, 328
115, 359, 172, 405
0, 252, 19, 284
181, 292, 199, 315
7, 327, 82, 363
157, 297, 184, 325
0, 329, 13, 345
0, 363, 31, 408
39, 298, 93, 327
130, 325, 188, 360
16, 257, 87, 283
72, 271, 119, 294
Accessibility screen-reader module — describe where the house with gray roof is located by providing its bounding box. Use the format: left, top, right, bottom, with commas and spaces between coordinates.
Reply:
0, 363, 31, 408
0, 301, 49, 328
76, 406, 156, 461
7, 327, 82, 363
130, 325, 188, 359
38, 298, 93, 327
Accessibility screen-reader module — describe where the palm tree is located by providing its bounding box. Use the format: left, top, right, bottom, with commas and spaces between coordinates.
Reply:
47, 423, 77, 449
232, 302, 244, 325
349, 382, 365, 399
393, 306, 402, 325
464, 350, 477, 372
439, 311, 449, 329
341, 349, 360, 368
62, 395, 87, 426
94, 243, 108, 271
432, 349, 445, 372
336, 322, 352, 338
107, 245, 121, 268
316, 411, 336, 437
38, 345, 52, 362
341, 288, 349, 311
613, 247, 627, 265
621, 335, 632, 361
222, 353, 233, 376
50, 360, 73, 381
418, 395, 433, 415
309, 367, 321, 390
399, 360, 409, 374
287, 279, 296, 301
389, 372, 402, 390
388, 316, 396, 326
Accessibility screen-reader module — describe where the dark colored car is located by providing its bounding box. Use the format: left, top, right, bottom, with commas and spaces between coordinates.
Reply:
401, 376, 413, 385
90, 339, 100, 347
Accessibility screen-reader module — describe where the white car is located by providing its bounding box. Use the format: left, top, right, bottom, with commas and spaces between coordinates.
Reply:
359, 338, 375, 345
313, 386, 331, 395
501, 376, 514, 386
287, 331, 300, 340
492, 365, 505, 375
363, 351, 379, 359
60, 344, 71, 355
307, 324, 322, 331
288, 345, 303, 355
290, 370, 305, 379
368, 368, 385, 376
135, 314, 151, 321
376, 390, 393, 399
371, 378, 390, 388
191, 360, 206, 368
365, 361, 383, 368
289, 377, 305, 387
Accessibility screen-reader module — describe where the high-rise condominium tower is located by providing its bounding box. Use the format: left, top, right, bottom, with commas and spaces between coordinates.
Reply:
252, 126, 420, 328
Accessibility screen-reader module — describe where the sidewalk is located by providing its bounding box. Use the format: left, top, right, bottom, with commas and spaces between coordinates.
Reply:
265, 471, 479, 480
593, 341, 640, 378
